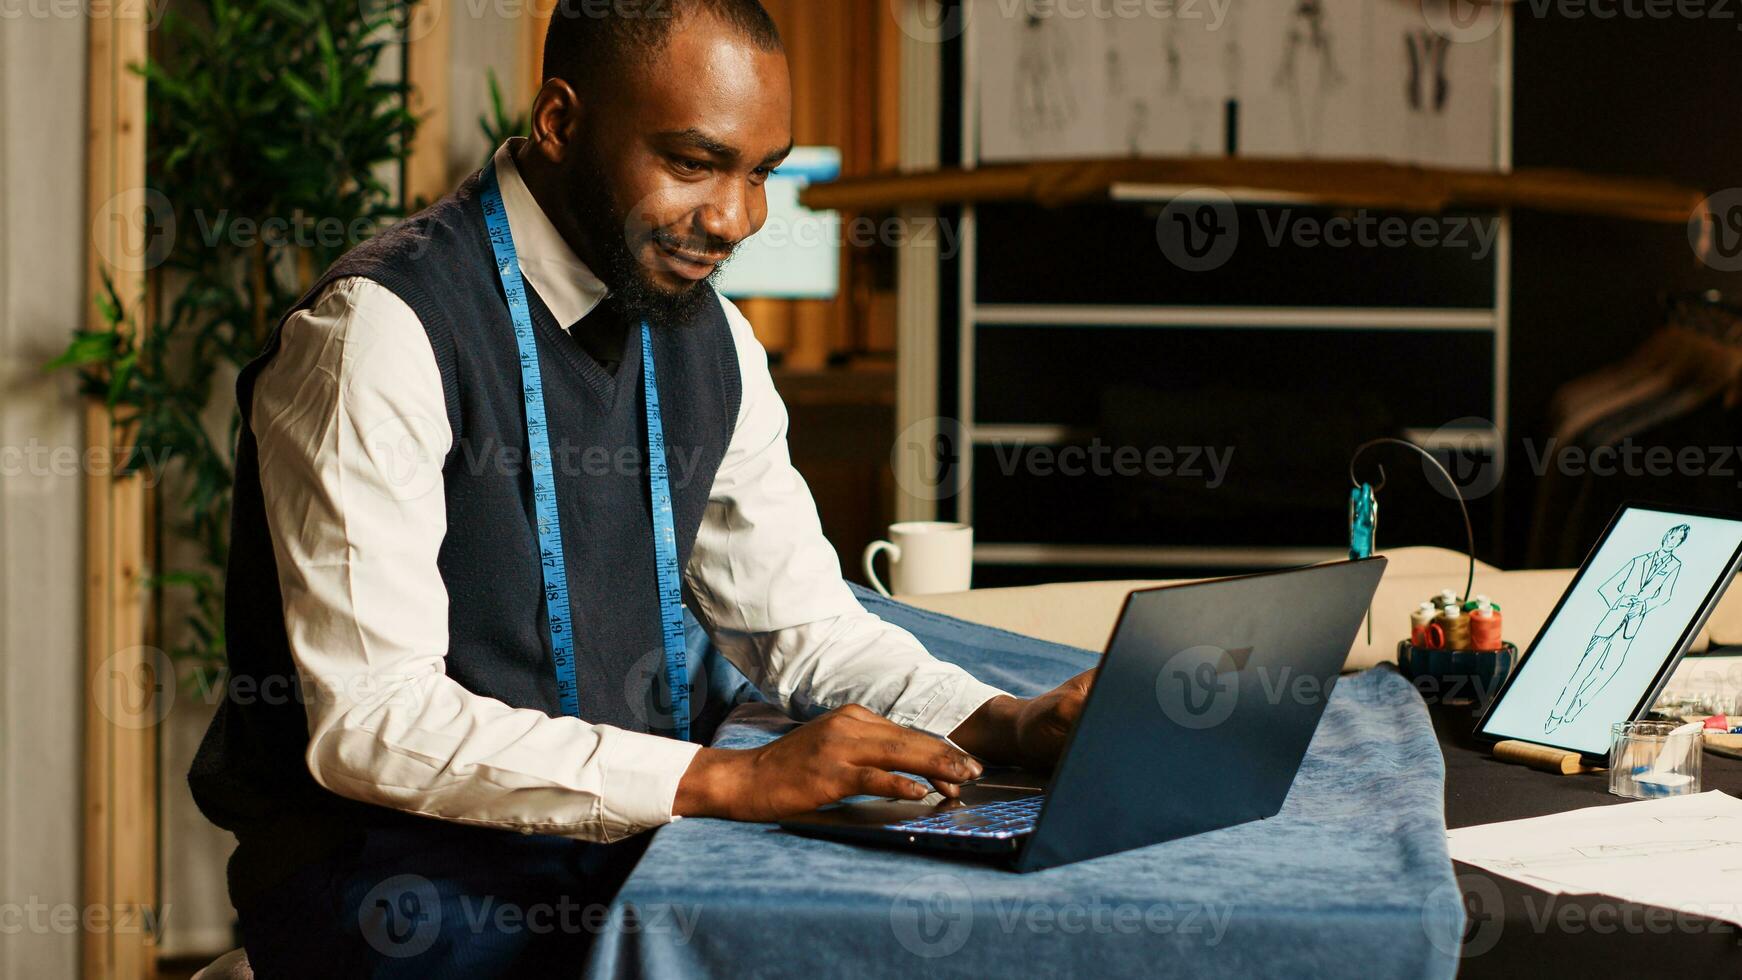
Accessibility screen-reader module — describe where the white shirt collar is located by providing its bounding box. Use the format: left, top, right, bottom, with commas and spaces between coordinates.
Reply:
492, 139, 608, 331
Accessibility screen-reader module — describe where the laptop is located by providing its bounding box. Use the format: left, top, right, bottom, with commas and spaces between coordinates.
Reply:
779, 558, 1388, 871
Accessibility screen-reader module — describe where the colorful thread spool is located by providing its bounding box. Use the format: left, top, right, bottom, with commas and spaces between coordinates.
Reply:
1470, 599, 1503, 652
1439, 603, 1472, 650
1410, 601, 1438, 648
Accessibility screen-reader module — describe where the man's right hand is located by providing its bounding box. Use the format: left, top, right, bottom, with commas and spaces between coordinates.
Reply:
672, 704, 984, 823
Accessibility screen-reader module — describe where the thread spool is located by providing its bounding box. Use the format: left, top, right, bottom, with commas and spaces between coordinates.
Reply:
1470, 600, 1503, 652
1410, 601, 1438, 647
1439, 603, 1472, 650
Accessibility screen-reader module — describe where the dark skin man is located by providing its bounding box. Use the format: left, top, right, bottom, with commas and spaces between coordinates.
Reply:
512, 7, 1097, 822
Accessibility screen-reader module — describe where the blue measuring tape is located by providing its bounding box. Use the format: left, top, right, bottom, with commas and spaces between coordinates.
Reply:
480, 164, 691, 740
640, 314, 691, 742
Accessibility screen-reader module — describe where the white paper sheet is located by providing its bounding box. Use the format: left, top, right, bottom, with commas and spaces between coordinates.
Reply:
1448, 791, 1742, 926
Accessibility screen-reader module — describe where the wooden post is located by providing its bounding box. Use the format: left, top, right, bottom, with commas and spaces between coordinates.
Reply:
524, 0, 551, 105
404, 0, 453, 206
84, 6, 158, 980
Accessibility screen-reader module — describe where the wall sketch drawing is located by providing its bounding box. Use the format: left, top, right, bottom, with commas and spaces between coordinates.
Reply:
976, 0, 1104, 161
1237, 0, 1365, 159
1013, 13, 1078, 141
1364, 0, 1498, 167
1404, 30, 1448, 113
1545, 524, 1689, 732
1274, 0, 1346, 153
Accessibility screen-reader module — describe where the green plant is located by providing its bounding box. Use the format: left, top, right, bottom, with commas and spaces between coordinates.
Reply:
479, 67, 530, 154
52, 0, 420, 688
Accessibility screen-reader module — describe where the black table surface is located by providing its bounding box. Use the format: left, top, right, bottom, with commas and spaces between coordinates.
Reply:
1432, 699, 1742, 976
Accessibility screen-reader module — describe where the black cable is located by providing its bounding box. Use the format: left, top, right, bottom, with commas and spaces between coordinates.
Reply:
1348, 437, 1477, 603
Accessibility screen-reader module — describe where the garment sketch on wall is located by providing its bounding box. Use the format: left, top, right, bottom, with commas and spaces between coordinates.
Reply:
1272, 0, 1346, 154
1402, 30, 1452, 163
1014, 13, 1079, 142
1169, 18, 1234, 155
1545, 524, 1690, 733
1104, 24, 1144, 155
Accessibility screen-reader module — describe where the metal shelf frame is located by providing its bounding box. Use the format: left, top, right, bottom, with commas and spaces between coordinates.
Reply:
894, 4, 1515, 573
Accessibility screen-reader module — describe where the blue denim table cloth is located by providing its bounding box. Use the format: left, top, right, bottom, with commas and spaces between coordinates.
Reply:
586, 587, 1464, 978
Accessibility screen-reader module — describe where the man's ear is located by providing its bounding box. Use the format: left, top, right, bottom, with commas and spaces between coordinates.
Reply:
527, 79, 585, 164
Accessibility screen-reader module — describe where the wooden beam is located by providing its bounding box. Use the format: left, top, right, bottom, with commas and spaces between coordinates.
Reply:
404, 0, 453, 206
800, 157, 1707, 225
84, 7, 157, 980
524, 0, 551, 105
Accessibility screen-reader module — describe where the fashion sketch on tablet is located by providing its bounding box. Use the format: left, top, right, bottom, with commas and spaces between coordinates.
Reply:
1546, 524, 1689, 732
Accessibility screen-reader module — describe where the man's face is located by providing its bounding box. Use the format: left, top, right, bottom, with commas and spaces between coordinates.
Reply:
1663, 527, 1689, 550
554, 17, 792, 324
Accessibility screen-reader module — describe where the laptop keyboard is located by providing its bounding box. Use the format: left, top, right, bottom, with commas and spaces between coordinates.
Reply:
884, 794, 1045, 839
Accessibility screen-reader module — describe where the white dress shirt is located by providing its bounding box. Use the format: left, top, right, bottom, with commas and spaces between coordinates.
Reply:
250, 141, 1007, 842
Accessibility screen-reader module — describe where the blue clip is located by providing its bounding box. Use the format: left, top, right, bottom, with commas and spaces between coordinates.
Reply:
1349, 483, 1378, 560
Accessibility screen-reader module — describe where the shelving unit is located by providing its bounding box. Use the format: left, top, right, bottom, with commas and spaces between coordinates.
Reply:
885, 8, 1598, 584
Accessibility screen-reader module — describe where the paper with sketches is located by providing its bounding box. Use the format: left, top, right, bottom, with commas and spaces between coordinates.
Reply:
1237, 0, 1369, 158
1448, 791, 1742, 926
974, 0, 1499, 168
973, 0, 1231, 161
1362, 0, 1499, 168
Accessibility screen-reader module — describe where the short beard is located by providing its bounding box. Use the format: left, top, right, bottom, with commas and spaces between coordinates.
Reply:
567, 146, 725, 328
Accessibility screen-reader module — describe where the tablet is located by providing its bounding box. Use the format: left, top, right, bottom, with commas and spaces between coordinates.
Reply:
1475, 504, 1742, 761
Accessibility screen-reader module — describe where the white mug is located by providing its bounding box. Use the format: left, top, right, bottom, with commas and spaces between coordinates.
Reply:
862, 522, 974, 597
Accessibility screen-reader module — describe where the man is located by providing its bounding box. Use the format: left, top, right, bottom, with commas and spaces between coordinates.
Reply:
1546, 523, 1687, 731
189, 1, 1091, 973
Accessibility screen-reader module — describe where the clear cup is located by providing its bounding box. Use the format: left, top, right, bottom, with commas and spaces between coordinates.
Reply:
1609, 721, 1703, 800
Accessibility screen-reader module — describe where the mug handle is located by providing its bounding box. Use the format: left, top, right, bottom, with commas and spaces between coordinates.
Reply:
862, 540, 901, 598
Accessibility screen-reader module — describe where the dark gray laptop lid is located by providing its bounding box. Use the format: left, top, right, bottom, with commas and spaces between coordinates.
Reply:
1017, 558, 1388, 872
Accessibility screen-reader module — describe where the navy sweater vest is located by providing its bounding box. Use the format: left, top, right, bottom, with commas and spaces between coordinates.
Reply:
189, 172, 743, 904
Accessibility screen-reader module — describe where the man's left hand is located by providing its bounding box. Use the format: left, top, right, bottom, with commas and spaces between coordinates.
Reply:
948, 669, 1096, 772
